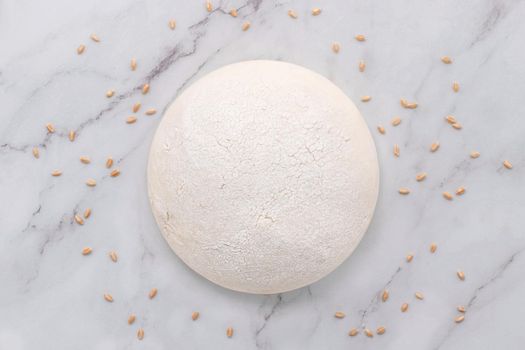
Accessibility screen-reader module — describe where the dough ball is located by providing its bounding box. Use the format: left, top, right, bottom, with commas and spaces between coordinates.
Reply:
148, 60, 379, 294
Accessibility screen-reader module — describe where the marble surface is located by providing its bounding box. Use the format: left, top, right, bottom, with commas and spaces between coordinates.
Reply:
1, 0, 524, 349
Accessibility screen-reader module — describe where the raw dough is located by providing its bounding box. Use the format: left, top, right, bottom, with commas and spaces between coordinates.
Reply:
147, 60, 379, 294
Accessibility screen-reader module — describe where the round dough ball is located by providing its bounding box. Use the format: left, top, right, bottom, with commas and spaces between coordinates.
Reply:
147, 60, 379, 294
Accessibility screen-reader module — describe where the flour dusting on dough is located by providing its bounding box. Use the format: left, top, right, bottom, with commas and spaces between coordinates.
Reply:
148, 60, 379, 294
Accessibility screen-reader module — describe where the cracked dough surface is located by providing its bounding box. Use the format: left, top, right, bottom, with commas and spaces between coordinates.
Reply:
147, 60, 379, 294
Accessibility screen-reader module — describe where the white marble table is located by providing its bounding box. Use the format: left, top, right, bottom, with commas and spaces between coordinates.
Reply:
1, 0, 525, 349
